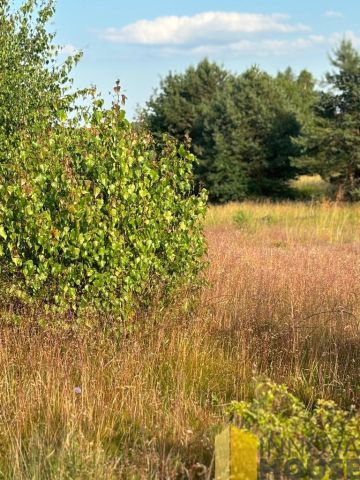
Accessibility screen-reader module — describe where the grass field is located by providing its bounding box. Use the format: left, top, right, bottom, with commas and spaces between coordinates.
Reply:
0, 202, 359, 479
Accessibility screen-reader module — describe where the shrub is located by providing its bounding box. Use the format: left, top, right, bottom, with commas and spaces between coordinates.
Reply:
229, 382, 360, 478
0, 100, 207, 317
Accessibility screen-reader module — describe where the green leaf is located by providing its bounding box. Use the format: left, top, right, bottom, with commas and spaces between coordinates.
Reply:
0, 226, 7, 240
57, 109, 67, 122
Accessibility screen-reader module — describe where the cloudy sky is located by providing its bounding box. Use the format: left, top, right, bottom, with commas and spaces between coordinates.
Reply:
53, 0, 360, 117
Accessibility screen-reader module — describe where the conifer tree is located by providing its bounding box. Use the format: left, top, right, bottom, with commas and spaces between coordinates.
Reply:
302, 40, 360, 199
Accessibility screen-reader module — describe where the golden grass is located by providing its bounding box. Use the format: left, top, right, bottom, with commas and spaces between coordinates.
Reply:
206, 201, 360, 243
0, 202, 359, 478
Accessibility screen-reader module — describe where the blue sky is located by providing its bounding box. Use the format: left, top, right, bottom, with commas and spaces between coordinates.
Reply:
51, 0, 360, 118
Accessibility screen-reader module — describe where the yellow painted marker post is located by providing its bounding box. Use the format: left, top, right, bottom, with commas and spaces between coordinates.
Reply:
215, 425, 259, 480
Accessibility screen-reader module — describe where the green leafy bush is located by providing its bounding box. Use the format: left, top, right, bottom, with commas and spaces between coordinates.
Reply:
0, 101, 207, 316
229, 382, 360, 479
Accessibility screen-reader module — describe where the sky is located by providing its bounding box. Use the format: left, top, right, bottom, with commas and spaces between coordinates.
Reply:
50, 0, 360, 118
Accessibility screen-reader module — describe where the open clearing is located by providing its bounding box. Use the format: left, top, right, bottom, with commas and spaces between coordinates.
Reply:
0, 202, 359, 479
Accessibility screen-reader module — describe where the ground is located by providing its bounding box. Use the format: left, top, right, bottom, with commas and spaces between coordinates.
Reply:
0, 201, 359, 479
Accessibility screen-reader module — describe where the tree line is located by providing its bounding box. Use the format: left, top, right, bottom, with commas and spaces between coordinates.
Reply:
142, 41, 360, 202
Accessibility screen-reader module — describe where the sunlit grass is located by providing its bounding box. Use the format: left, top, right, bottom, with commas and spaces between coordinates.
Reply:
291, 174, 330, 200
0, 201, 359, 478
206, 201, 360, 243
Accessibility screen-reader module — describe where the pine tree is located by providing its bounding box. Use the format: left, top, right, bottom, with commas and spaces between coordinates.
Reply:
144, 61, 302, 202
207, 67, 301, 200
302, 40, 360, 200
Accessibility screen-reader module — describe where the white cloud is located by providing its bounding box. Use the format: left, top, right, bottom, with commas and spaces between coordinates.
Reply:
160, 35, 328, 57
330, 31, 360, 48
102, 12, 310, 46
158, 32, 360, 58
324, 11, 344, 18
100, 11, 360, 59
60, 44, 79, 55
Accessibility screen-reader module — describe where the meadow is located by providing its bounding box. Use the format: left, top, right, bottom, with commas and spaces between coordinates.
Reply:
0, 201, 359, 479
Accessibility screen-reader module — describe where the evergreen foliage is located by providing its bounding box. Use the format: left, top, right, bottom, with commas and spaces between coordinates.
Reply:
144, 60, 318, 202
300, 40, 360, 200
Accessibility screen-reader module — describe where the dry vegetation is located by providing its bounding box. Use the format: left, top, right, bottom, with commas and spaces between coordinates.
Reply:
0, 202, 359, 479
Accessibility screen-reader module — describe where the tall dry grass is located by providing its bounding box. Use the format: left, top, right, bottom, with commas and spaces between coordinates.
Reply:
0, 202, 359, 478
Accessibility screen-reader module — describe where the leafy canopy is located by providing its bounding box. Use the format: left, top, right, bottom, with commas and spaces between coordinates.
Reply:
0, 0, 82, 144
0, 1, 207, 318
0, 99, 207, 316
